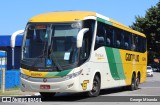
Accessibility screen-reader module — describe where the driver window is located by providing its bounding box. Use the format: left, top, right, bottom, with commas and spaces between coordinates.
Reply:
80, 20, 95, 62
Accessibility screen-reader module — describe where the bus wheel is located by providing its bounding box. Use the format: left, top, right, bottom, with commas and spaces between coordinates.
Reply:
135, 77, 140, 90
40, 92, 56, 98
129, 74, 136, 91
87, 75, 100, 97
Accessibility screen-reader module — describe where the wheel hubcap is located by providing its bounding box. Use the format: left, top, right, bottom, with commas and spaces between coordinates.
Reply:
92, 81, 98, 93
136, 78, 139, 87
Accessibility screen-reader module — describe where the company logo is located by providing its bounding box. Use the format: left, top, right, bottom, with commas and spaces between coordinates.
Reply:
125, 53, 139, 62
31, 73, 42, 77
81, 80, 89, 90
2, 97, 12, 102
95, 53, 104, 60
43, 78, 47, 82
2, 97, 42, 102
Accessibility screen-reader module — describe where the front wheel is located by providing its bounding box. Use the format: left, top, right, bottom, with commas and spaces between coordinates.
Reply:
87, 75, 101, 97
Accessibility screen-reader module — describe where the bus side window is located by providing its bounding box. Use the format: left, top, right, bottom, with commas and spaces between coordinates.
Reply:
114, 28, 123, 48
131, 34, 138, 51
80, 38, 87, 59
106, 37, 111, 46
105, 25, 113, 47
137, 36, 142, 52
80, 20, 95, 62
123, 31, 131, 50
135, 36, 139, 51
142, 38, 147, 52
140, 37, 146, 53
94, 22, 105, 50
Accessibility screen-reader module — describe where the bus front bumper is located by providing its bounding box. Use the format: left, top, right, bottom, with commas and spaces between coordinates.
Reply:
20, 76, 82, 93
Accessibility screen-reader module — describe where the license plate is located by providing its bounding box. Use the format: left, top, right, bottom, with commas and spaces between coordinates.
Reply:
40, 85, 50, 89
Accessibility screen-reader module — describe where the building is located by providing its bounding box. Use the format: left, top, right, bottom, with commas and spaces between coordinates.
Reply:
0, 35, 23, 69
0, 35, 23, 88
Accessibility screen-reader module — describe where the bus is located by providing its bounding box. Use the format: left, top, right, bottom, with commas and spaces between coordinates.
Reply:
20, 11, 147, 97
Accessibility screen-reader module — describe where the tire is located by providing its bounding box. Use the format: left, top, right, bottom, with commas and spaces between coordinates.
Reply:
40, 92, 56, 98
129, 74, 136, 91
87, 75, 101, 97
134, 77, 140, 90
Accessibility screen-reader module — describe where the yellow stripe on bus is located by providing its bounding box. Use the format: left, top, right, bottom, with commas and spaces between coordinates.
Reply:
21, 68, 50, 78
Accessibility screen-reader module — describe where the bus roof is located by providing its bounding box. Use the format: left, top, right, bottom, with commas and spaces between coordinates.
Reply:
29, 11, 145, 37
29, 11, 96, 23
109, 19, 145, 37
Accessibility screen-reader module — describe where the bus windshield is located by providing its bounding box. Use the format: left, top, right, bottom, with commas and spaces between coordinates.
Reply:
21, 23, 80, 71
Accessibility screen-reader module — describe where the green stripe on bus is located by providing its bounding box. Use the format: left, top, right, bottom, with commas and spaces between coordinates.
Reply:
112, 49, 126, 80
106, 47, 120, 80
105, 47, 125, 80
97, 17, 112, 26
46, 69, 72, 77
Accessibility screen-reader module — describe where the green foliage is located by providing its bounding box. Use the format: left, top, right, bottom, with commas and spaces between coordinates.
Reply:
130, 2, 160, 64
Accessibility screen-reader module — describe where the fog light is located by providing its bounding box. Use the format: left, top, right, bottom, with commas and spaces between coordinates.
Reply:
22, 83, 25, 88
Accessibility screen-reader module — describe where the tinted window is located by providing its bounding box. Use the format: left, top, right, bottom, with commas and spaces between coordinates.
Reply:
95, 22, 106, 50
105, 24, 114, 47
113, 28, 123, 48
81, 20, 95, 62
94, 20, 146, 53
123, 32, 131, 50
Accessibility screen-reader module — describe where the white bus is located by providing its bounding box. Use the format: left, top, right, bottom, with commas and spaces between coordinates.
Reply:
20, 11, 147, 97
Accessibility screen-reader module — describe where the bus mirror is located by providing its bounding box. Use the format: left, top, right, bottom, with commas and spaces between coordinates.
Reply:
77, 28, 89, 48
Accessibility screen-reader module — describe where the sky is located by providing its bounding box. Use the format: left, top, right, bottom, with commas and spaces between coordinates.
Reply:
0, 0, 159, 35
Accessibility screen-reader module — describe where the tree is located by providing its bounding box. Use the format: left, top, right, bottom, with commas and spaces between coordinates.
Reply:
130, 1, 160, 64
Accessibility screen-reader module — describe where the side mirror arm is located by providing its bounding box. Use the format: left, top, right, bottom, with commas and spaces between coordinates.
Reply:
77, 28, 89, 48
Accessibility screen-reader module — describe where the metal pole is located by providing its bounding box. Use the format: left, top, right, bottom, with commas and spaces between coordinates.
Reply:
1, 68, 5, 93
0, 51, 6, 93
12, 48, 14, 69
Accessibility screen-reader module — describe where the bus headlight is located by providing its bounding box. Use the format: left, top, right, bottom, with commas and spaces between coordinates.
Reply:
63, 70, 82, 80
20, 73, 30, 80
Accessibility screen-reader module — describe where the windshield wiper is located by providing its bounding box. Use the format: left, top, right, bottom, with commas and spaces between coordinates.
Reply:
49, 41, 63, 71
30, 53, 46, 67
31, 39, 48, 67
